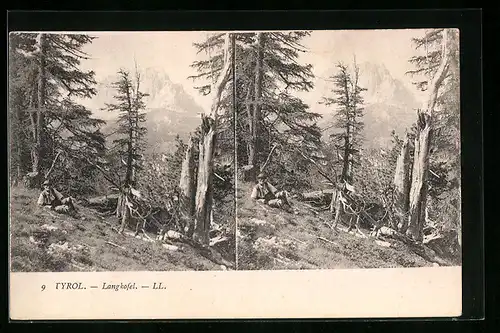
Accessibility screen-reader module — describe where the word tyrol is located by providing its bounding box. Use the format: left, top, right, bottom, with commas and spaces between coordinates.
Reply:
55, 282, 85, 290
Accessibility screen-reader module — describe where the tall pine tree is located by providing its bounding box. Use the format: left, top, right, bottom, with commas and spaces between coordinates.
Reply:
321, 61, 366, 184
9, 33, 106, 193
190, 31, 322, 187
103, 69, 148, 188
320, 60, 366, 228
102, 69, 148, 234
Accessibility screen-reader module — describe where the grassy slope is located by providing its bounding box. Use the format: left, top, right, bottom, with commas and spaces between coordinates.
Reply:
237, 181, 438, 270
10, 184, 453, 272
10, 186, 223, 272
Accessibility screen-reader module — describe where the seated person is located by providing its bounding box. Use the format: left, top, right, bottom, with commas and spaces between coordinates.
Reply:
250, 173, 292, 211
37, 180, 76, 215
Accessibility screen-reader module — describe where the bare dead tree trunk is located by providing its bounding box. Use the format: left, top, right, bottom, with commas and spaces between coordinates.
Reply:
338, 124, 350, 229
406, 29, 450, 242
193, 117, 216, 245
116, 194, 123, 219
407, 111, 432, 242
44, 150, 62, 180
393, 133, 412, 231
332, 191, 343, 228
119, 191, 132, 234
179, 136, 197, 235
192, 33, 233, 246
259, 143, 277, 173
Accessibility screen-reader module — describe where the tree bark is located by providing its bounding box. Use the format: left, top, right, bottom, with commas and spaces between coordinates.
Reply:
119, 194, 132, 234
28, 33, 47, 188
332, 191, 343, 228
131, 69, 141, 185
341, 71, 351, 184
125, 82, 134, 188
342, 133, 351, 183
116, 194, 123, 219
243, 68, 255, 181
407, 112, 432, 241
247, 32, 265, 182
179, 136, 197, 235
192, 33, 233, 246
193, 117, 216, 245
393, 133, 412, 231
406, 29, 450, 242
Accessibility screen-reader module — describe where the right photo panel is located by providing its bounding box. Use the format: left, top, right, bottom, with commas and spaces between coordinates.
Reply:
235, 29, 461, 270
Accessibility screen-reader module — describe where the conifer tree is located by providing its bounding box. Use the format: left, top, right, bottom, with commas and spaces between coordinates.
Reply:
101, 69, 148, 233
190, 31, 322, 185
104, 69, 148, 189
9, 33, 35, 182
320, 60, 366, 227
321, 61, 366, 184
9, 33, 106, 192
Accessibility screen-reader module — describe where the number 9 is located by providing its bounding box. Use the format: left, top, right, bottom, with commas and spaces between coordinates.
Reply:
41, 285, 46, 291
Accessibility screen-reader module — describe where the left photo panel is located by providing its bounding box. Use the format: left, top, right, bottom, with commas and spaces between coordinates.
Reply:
8, 31, 236, 272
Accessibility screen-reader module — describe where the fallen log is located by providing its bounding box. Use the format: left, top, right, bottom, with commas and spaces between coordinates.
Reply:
105, 241, 126, 250
209, 235, 228, 246
376, 226, 412, 243
317, 236, 338, 246
299, 189, 337, 205
83, 194, 119, 210
162, 243, 180, 251
375, 239, 392, 247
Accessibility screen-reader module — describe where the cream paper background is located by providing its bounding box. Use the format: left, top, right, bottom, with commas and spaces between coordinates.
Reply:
10, 267, 462, 320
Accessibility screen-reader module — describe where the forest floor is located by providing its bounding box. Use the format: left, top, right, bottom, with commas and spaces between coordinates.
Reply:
10, 184, 457, 273
237, 181, 455, 270
9, 186, 230, 272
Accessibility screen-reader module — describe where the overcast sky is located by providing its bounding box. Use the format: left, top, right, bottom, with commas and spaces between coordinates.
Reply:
79, 29, 429, 112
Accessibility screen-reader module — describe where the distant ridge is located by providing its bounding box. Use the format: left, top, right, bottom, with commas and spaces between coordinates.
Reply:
319, 61, 422, 149
84, 68, 204, 153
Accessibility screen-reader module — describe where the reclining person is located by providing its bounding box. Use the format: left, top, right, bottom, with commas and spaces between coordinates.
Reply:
37, 180, 76, 215
250, 173, 292, 211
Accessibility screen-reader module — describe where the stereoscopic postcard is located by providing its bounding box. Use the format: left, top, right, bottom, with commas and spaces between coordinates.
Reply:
9, 28, 463, 320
